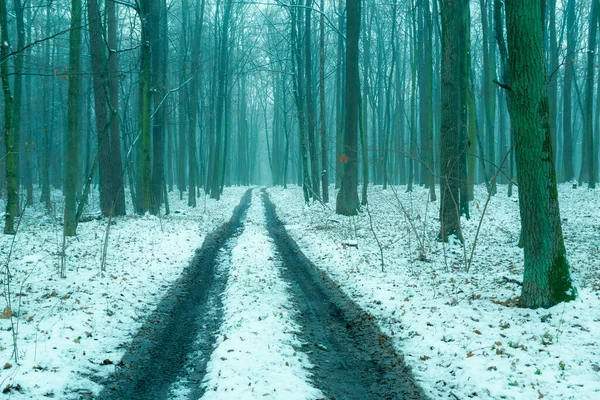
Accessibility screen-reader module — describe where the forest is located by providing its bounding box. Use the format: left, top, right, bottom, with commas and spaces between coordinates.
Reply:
1, 0, 600, 399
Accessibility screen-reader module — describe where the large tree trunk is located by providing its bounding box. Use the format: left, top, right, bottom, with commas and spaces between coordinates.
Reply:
336, 0, 360, 215
504, 0, 576, 309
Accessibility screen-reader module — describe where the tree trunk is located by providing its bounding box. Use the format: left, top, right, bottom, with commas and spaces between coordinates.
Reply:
64, 0, 83, 236
547, 0, 558, 163
188, 0, 205, 206
562, 0, 575, 182
1, 0, 16, 234
335, 0, 344, 189
504, 0, 576, 309
87, 0, 112, 217
40, 2, 52, 210
291, 0, 311, 202
439, 0, 466, 241
108, 0, 126, 215
578, 0, 598, 188
336, 0, 360, 215
210, 0, 233, 200
481, 0, 497, 195
319, 0, 328, 202
305, 0, 320, 199
139, 1, 152, 213
150, 0, 167, 214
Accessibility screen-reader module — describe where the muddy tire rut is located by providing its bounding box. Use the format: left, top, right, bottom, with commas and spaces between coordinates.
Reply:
94, 189, 252, 400
263, 191, 425, 400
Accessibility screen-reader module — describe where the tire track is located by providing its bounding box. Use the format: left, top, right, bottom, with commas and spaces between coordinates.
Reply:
262, 190, 426, 400
94, 189, 252, 400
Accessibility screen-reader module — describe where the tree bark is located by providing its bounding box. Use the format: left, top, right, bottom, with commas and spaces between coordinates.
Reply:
1, 0, 16, 234
64, 0, 83, 236
439, 0, 467, 241
305, 0, 320, 199
578, 0, 598, 188
336, 0, 360, 215
108, 0, 126, 215
562, 0, 575, 182
505, 0, 576, 309
319, 0, 328, 202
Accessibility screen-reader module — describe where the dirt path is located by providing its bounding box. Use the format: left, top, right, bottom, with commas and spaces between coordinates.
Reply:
263, 191, 425, 400
93, 188, 424, 399
94, 189, 252, 400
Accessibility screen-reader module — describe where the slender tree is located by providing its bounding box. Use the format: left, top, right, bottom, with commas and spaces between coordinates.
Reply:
108, 0, 126, 215
336, 0, 360, 215
64, 0, 83, 236
562, 0, 575, 182
438, 0, 467, 241
578, 0, 598, 188
87, 0, 113, 216
319, 0, 329, 202
1, 0, 16, 234
305, 0, 320, 199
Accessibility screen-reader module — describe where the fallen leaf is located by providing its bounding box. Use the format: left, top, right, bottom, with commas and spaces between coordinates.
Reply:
474, 330, 481, 335
467, 352, 474, 358
420, 355, 430, 361
2, 306, 11, 319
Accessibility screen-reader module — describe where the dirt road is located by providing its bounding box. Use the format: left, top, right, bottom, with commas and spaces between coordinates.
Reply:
93, 189, 424, 399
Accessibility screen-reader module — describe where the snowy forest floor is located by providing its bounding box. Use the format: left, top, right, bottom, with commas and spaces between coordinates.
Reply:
267, 183, 600, 400
1, 183, 599, 399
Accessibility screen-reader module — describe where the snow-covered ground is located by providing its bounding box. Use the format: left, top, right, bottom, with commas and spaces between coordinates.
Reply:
200, 190, 321, 399
2, 183, 599, 399
0, 187, 247, 398
267, 183, 600, 400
